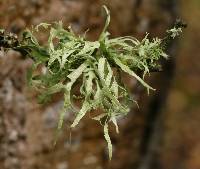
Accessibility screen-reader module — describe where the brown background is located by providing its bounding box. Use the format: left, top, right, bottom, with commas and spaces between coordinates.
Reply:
0, 0, 200, 169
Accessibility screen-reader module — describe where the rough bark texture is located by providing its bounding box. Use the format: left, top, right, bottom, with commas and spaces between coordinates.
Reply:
0, 0, 199, 169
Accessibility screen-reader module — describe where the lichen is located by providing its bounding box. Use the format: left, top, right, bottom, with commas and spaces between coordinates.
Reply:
1, 6, 184, 159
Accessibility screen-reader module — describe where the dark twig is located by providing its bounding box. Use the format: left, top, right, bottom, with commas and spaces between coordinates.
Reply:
0, 20, 186, 74
161, 19, 187, 49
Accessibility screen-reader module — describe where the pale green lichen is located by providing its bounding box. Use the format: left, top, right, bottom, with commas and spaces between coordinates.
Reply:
14, 6, 183, 159
167, 27, 183, 39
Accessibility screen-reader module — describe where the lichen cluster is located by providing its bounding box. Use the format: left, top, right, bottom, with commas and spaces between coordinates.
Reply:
3, 6, 183, 159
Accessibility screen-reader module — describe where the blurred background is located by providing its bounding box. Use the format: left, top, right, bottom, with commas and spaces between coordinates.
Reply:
0, 0, 200, 169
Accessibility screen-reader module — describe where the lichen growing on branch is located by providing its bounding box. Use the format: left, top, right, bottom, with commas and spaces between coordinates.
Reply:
0, 6, 185, 159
